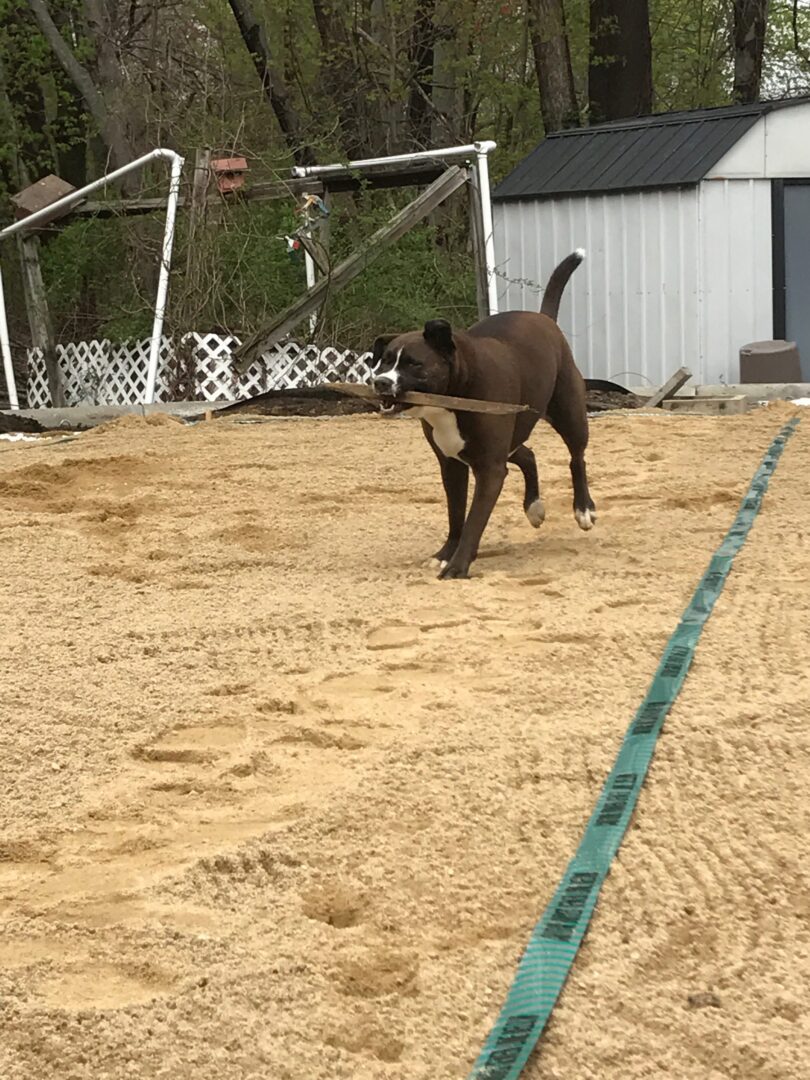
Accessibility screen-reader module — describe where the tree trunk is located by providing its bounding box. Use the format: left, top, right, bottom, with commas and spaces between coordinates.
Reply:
226, 0, 316, 166
370, 0, 403, 153
528, 0, 579, 133
26, 0, 136, 180
431, 11, 475, 146
312, 1, 374, 159
81, 0, 147, 162
732, 0, 770, 104
406, 0, 438, 149
588, 0, 653, 123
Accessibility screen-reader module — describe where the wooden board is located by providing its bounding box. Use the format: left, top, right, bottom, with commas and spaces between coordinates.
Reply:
11, 174, 78, 223
661, 395, 747, 415
326, 382, 531, 416
645, 366, 693, 409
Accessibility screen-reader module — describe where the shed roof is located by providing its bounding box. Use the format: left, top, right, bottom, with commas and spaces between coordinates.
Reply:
493, 96, 810, 200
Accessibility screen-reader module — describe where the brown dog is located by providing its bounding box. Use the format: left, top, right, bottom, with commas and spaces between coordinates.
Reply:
368, 250, 595, 579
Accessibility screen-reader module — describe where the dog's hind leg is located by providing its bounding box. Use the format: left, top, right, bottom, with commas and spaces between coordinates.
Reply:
425, 426, 469, 562
509, 444, 545, 527
546, 368, 596, 531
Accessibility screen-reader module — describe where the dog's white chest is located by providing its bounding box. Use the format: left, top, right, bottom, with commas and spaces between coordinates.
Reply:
411, 407, 465, 459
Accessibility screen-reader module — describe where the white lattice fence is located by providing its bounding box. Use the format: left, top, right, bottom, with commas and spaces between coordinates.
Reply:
26, 334, 374, 407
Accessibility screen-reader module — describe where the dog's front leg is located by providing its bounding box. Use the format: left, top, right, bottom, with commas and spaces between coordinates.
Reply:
439, 462, 506, 580
434, 456, 469, 562
424, 424, 469, 563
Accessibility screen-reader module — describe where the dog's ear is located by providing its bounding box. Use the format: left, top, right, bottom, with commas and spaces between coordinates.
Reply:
369, 334, 397, 370
423, 319, 455, 357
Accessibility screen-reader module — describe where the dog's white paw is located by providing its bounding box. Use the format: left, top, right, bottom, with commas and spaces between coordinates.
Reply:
425, 557, 450, 570
525, 499, 546, 528
575, 508, 595, 531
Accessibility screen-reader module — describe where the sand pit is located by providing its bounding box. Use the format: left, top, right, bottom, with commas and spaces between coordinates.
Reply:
1, 404, 808, 1079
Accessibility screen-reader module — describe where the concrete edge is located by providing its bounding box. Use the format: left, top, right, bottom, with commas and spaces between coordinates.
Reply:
2, 402, 212, 430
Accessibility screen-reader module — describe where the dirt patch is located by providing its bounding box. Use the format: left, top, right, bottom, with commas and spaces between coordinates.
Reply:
0, 403, 807, 1079
586, 387, 645, 411
214, 387, 376, 418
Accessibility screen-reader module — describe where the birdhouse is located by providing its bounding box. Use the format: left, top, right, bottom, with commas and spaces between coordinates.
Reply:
10, 174, 79, 225
211, 156, 248, 195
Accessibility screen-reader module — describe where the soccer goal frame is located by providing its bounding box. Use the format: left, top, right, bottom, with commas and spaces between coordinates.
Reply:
0, 147, 184, 410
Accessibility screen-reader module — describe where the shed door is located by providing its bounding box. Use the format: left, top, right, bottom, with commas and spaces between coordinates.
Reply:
782, 183, 810, 380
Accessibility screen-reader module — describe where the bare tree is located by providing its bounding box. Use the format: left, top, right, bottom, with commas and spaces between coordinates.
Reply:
589, 0, 653, 123
528, 0, 579, 132
732, 0, 770, 103
225, 0, 315, 165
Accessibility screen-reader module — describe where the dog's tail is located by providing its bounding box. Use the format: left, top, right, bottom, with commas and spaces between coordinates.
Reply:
540, 248, 585, 321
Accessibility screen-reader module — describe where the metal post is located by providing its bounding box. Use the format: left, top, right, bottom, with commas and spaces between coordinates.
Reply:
0, 260, 19, 409
474, 144, 499, 316
145, 152, 184, 403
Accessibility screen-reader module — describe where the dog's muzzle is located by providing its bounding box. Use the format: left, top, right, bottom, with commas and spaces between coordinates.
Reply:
372, 376, 405, 415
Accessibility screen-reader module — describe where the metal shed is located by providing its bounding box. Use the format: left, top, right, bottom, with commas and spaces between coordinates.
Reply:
492, 97, 810, 386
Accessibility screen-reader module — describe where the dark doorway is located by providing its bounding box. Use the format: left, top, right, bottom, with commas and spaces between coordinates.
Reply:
774, 180, 810, 380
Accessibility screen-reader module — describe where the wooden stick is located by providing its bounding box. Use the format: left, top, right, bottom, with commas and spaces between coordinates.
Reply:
645, 366, 692, 409
326, 382, 531, 415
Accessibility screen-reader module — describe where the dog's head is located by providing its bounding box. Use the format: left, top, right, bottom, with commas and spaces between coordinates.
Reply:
367, 319, 456, 414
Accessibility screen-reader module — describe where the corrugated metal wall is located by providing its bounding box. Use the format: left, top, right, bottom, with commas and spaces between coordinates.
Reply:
493, 180, 773, 385
699, 179, 773, 384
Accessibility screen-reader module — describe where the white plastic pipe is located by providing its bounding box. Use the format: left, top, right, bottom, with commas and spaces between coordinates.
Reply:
291, 141, 497, 178
0, 259, 19, 409
290, 141, 499, 316
0, 148, 181, 239
475, 146, 499, 315
304, 242, 317, 335
0, 147, 184, 410
144, 151, 184, 403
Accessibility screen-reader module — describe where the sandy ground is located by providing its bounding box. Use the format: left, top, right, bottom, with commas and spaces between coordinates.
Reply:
1, 403, 808, 1080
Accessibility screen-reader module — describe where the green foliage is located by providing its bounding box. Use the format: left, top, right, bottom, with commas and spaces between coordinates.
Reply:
0, 0, 87, 201
325, 216, 477, 344
651, 0, 733, 110
764, 1, 810, 96
4, 0, 810, 353
33, 188, 476, 346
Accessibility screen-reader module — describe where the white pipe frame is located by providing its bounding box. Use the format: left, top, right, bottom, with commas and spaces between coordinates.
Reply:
0, 147, 184, 410
291, 140, 499, 317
